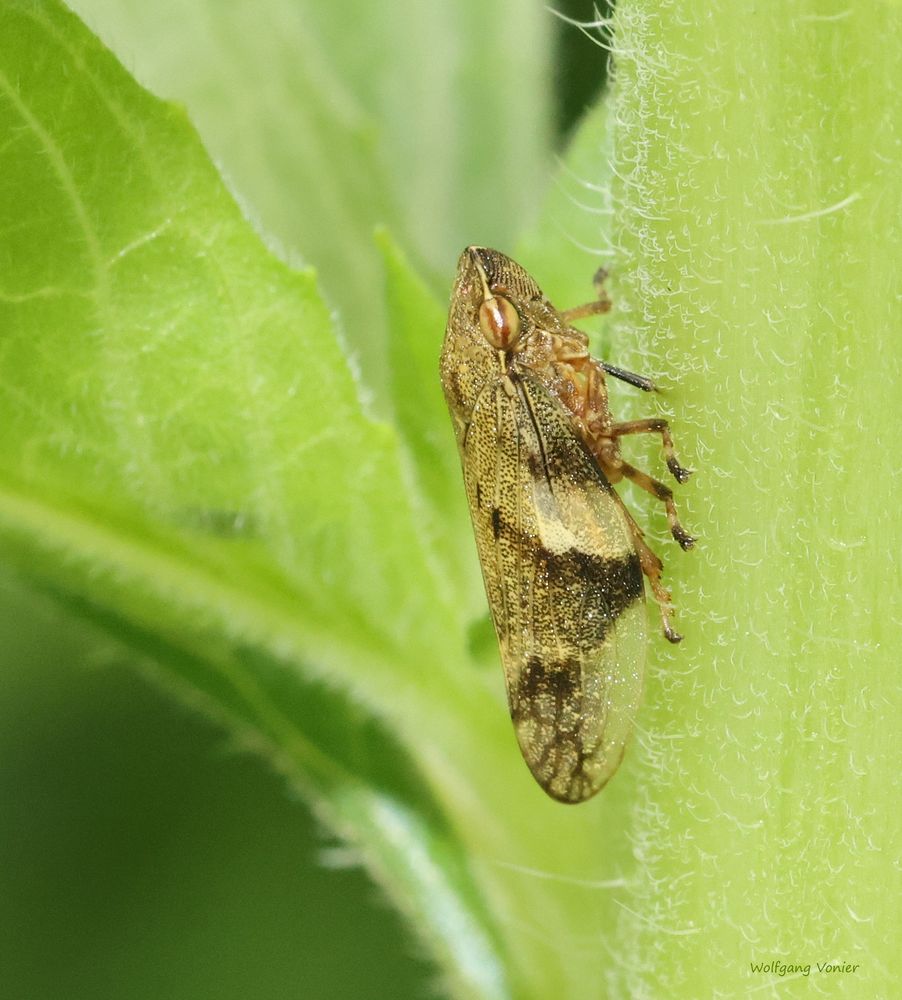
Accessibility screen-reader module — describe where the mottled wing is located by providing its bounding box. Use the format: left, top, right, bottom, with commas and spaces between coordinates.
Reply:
463, 369, 647, 802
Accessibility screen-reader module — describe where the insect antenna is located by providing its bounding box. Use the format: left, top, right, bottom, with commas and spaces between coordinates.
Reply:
600, 362, 658, 393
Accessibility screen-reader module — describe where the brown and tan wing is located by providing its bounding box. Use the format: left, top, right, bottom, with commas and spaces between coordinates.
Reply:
463, 369, 647, 802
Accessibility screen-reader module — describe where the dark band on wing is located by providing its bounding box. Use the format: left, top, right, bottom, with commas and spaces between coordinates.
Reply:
510, 655, 605, 803
486, 506, 643, 645
511, 654, 580, 726
537, 547, 644, 623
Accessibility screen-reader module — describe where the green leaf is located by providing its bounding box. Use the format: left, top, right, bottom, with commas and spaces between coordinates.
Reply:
0, 0, 469, 689
69, 0, 555, 398
0, 4, 506, 996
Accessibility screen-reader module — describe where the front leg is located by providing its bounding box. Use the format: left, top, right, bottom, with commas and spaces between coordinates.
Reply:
558, 266, 612, 324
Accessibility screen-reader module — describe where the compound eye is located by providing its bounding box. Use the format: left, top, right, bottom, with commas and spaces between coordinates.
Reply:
478, 294, 521, 351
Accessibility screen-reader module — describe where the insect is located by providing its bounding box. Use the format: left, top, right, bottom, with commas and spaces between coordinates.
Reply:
440, 247, 694, 803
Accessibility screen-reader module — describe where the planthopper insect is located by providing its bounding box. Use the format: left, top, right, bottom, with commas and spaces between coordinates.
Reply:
440, 247, 694, 803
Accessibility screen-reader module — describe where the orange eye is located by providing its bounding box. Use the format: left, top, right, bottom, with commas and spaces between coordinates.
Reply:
478, 294, 521, 351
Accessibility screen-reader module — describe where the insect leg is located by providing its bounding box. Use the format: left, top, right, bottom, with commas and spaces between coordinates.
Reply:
559, 298, 611, 323
611, 418, 692, 483
615, 460, 696, 551
608, 490, 683, 644
558, 265, 613, 324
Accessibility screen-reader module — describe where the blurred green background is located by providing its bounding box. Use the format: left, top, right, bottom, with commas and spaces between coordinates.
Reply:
0, 580, 433, 999
0, 3, 607, 997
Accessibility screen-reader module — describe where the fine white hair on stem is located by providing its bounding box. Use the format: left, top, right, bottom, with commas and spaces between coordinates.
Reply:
487, 858, 633, 891
557, 226, 616, 258
554, 154, 617, 196
757, 191, 861, 226
613, 899, 703, 937
546, 4, 616, 53
798, 9, 853, 22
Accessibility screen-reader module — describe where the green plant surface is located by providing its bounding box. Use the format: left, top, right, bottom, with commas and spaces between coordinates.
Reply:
1, 1, 899, 999
603, 4, 901, 996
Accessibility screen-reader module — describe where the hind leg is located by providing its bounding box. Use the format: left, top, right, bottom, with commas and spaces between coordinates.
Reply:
608, 490, 683, 644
